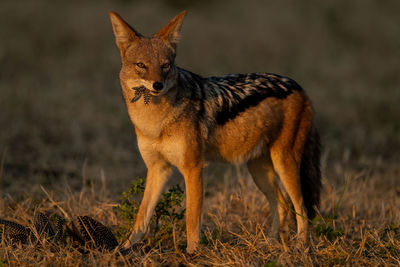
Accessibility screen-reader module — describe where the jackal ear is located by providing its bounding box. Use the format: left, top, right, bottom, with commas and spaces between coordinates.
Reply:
154, 11, 186, 49
109, 11, 141, 54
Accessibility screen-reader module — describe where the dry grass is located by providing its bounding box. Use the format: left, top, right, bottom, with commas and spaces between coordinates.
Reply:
1, 168, 400, 266
1, 0, 399, 266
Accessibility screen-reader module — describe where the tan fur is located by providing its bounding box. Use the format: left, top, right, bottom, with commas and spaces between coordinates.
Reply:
109, 11, 321, 253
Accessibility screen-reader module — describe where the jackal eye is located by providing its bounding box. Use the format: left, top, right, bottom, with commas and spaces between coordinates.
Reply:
161, 63, 170, 69
136, 62, 146, 69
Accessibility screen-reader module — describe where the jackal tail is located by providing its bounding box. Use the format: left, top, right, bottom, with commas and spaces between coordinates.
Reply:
300, 126, 322, 219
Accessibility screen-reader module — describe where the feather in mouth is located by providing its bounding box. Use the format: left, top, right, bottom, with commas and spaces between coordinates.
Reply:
131, 86, 152, 105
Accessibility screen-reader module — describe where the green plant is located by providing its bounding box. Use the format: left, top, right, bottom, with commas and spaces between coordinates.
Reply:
313, 179, 347, 242
118, 178, 146, 225
313, 214, 345, 242
264, 260, 283, 267
379, 222, 400, 258
200, 228, 220, 245
383, 222, 399, 236
116, 178, 185, 247
151, 185, 185, 245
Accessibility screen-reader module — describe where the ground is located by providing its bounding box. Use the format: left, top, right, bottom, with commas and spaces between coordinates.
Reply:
0, 0, 399, 265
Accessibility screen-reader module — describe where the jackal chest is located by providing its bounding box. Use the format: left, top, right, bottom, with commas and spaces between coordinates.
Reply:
126, 103, 171, 139
131, 115, 165, 139
136, 132, 188, 167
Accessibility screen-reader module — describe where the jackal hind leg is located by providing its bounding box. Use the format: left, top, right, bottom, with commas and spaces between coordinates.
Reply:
122, 161, 172, 249
270, 145, 308, 242
247, 156, 289, 240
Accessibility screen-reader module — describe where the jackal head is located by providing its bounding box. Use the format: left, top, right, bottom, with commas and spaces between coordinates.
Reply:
109, 11, 186, 100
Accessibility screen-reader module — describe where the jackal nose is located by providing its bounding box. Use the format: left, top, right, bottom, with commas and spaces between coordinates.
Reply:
152, 82, 164, 91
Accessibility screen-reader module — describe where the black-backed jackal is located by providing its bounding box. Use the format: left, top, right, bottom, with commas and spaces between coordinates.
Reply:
109, 11, 321, 253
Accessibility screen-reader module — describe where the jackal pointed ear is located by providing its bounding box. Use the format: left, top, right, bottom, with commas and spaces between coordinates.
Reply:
109, 11, 141, 56
154, 11, 186, 49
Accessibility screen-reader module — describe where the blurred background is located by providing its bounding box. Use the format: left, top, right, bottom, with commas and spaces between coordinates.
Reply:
0, 0, 399, 199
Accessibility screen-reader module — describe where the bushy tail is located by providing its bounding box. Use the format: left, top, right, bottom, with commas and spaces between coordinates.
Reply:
300, 127, 322, 219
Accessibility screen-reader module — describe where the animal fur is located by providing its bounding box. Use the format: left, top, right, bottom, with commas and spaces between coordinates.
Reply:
109, 10, 321, 253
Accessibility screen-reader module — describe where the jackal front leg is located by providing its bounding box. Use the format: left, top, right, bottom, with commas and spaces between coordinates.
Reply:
122, 161, 172, 249
180, 167, 203, 254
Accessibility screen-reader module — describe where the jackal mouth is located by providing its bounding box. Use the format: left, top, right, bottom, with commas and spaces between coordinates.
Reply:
130, 86, 154, 104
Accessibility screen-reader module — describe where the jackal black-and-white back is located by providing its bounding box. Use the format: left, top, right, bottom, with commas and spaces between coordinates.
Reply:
177, 67, 303, 126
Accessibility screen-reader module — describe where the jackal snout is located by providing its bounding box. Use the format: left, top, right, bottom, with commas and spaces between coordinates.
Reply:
152, 81, 164, 91
136, 80, 164, 95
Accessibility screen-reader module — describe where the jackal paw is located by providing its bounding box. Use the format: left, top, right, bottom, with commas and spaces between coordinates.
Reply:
186, 242, 200, 254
